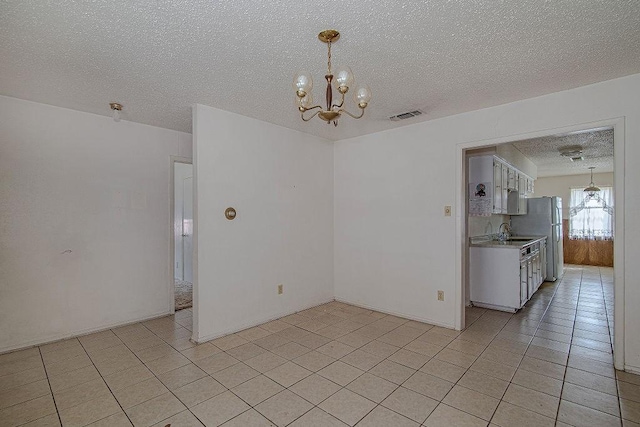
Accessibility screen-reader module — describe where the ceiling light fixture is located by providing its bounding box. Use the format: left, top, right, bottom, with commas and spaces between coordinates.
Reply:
584, 166, 601, 197
559, 145, 583, 158
109, 102, 123, 122
293, 30, 371, 127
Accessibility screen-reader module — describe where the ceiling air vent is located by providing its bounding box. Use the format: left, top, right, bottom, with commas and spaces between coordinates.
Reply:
390, 110, 423, 121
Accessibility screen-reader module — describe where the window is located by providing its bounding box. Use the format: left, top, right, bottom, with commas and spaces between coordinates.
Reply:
569, 186, 614, 239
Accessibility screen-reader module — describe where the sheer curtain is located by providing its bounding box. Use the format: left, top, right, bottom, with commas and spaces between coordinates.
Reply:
569, 186, 614, 239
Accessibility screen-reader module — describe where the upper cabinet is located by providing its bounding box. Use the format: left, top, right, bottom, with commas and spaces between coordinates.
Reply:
469, 155, 533, 216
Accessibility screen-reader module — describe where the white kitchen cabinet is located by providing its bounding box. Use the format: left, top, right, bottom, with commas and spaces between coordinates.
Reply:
493, 159, 503, 213
469, 155, 532, 216
518, 174, 527, 215
507, 167, 517, 191
470, 237, 547, 312
470, 246, 523, 311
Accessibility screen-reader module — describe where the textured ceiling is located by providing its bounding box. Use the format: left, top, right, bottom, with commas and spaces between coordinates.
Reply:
2, 2, 640, 141
511, 128, 614, 177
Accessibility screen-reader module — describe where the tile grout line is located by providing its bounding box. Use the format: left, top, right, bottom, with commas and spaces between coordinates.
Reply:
36, 346, 63, 427
552, 266, 583, 423
76, 335, 137, 427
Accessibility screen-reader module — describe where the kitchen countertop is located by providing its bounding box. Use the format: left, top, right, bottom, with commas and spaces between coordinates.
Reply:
469, 235, 547, 249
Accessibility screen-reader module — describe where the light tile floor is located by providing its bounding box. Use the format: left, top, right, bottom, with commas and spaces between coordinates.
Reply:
1, 265, 638, 426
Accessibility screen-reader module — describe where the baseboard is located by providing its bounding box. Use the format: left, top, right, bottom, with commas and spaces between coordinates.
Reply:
0, 310, 172, 355
193, 298, 335, 343
334, 296, 456, 330
625, 364, 640, 375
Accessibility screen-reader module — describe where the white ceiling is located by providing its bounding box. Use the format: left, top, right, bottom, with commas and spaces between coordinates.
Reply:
2, 1, 640, 141
510, 128, 614, 178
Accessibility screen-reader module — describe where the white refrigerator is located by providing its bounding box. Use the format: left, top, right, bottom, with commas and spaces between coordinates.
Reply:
510, 196, 564, 281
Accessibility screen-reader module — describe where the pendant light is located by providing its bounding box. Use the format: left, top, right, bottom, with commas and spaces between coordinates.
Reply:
584, 167, 600, 197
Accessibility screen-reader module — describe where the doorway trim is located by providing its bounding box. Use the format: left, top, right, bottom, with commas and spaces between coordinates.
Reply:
169, 156, 193, 314
455, 117, 625, 370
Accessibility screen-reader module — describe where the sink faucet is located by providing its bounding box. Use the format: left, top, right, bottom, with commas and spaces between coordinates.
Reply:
498, 223, 511, 241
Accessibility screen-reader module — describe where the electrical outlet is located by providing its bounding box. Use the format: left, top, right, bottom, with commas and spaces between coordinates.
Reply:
437, 290, 445, 301
444, 206, 452, 216
278, 284, 283, 295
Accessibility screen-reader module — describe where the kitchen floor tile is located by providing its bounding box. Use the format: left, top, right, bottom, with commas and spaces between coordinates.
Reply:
112, 376, 168, 409
59, 394, 121, 427
255, 389, 313, 426
231, 374, 284, 406
289, 373, 341, 405
562, 382, 620, 416
264, 361, 312, 388
356, 405, 419, 427
511, 368, 563, 397
317, 361, 364, 387
423, 403, 487, 427
0, 394, 57, 426
288, 407, 347, 426
219, 409, 274, 426
442, 384, 500, 420
173, 376, 227, 408
420, 358, 467, 383
346, 372, 398, 403
403, 371, 454, 401
368, 359, 415, 384
318, 388, 376, 426
381, 386, 438, 423
557, 399, 621, 427
502, 383, 559, 419
491, 401, 555, 427
190, 391, 249, 426
210, 361, 260, 388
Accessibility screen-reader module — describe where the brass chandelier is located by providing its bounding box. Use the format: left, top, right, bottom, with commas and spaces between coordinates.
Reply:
294, 30, 372, 127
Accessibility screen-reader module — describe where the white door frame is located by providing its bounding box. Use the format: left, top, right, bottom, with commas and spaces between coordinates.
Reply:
169, 156, 193, 314
455, 117, 625, 370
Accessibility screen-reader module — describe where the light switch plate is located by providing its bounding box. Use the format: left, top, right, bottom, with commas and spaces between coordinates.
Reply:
444, 206, 452, 216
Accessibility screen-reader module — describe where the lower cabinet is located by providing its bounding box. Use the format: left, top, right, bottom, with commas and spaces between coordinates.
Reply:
470, 246, 523, 313
470, 238, 546, 313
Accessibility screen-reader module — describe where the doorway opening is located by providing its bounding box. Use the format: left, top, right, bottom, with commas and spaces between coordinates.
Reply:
171, 159, 193, 314
457, 118, 624, 370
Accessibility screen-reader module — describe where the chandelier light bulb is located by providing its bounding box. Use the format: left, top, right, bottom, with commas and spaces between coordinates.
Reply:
354, 85, 372, 108
109, 102, 123, 122
298, 92, 314, 110
293, 74, 313, 97
334, 66, 354, 93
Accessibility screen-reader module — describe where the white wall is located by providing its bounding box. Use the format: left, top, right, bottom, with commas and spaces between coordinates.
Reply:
334, 73, 640, 371
535, 172, 614, 220
0, 95, 192, 353
192, 105, 334, 342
